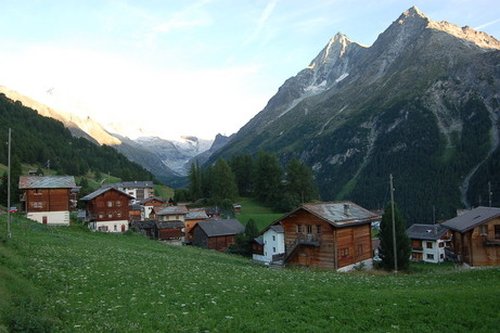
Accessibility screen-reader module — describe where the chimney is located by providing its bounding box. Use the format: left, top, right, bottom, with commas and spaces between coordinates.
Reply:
344, 203, 351, 216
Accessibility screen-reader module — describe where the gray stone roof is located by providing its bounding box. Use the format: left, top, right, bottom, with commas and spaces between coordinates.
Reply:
196, 219, 244, 237
300, 201, 379, 227
269, 225, 284, 233
156, 220, 184, 229
19, 176, 76, 189
186, 210, 209, 220
406, 223, 448, 241
80, 187, 134, 201
108, 181, 154, 189
442, 206, 500, 233
155, 205, 188, 216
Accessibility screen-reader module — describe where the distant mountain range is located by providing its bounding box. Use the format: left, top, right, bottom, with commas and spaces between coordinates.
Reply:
0, 86, 227, 186
210, 7, 500, 223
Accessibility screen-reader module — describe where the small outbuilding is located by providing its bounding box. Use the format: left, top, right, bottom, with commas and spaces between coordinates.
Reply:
192, 219, 245, 252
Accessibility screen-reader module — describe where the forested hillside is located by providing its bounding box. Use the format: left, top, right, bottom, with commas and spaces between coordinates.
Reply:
0, 93, 154, 186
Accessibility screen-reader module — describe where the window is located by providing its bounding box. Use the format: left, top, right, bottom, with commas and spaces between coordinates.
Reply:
34, 189, 42, 196
116, 201, 122, 207
480, 225, 488, 235
107, 201, 113, 208
426, 242, 433, 249
31, 202, 43, 208
340, 248, 349, 257
316, 225, 321, 234
307, 225, 313, 234
297, 224, 303, 233
114, 225, 117, 231
273, 247, 276, 253
439, 242, 444, 248
495, 225, 500, 239
272, 235, 276, 241
440, 253, 444, 259
117, 211, 122, 218
426, 253, 434, 260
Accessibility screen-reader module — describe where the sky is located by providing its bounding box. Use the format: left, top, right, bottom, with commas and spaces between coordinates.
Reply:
0, 1, 498, 141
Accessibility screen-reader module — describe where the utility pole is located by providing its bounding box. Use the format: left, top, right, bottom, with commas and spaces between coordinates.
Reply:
390, 174, 397, 273
488, 181, 492, 207
7, 128, 12, 239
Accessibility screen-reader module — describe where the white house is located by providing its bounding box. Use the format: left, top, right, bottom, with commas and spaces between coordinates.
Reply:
253, 224, 285, 264
406, 224, 451, 263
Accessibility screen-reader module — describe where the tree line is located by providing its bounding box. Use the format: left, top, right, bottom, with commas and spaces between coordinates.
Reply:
175, 151, 319, 213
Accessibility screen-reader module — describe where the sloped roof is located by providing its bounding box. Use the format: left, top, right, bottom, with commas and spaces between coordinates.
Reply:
156, 220, 184, 229
156, 205, 188, 216
269, 225, 284, 233
196, 219, 244, 237
140, 197, 165, 205
299, 201, 379, 227
406, 223, 449, 241
109, 181, 154, 189
80, 187, 134, 201
19, 176, 76, 189
186, 210, 209, 220
442, 206, 500, 233
253, 235, 264, 245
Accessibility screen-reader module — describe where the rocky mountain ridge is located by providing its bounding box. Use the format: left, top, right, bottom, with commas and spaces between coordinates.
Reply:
211, 6, 500, 222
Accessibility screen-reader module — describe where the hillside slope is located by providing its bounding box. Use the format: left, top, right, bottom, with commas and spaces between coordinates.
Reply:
1, 215, 499, 332
211, 7, 500, 223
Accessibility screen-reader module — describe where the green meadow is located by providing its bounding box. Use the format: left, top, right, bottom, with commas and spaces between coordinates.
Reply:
0, 214, 499, 332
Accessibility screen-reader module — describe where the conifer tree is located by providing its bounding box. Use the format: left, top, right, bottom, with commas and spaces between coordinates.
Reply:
378, 202, 411, 271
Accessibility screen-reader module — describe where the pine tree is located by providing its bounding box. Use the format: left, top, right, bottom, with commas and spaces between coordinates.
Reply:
378, 202, 411, 271
254, 151, 282, 206
188, 162, 203, 200
210, 159, 238, 203
284, 158, 318, 205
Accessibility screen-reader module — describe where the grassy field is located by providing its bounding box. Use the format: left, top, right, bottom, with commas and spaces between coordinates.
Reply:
0, 215, 499, 332
235, 197, 284, 230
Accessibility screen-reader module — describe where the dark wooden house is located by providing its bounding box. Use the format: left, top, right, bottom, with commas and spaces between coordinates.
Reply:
442, 206, 500, 266
130, 220, 156, 239
155, 220, 184, 241
278, 202, 379, 271
18, 176, 77, 226
192, 219, 245, 252
80, 187, 134, 233
184, 209, 209, 243
140, 197, 166, 220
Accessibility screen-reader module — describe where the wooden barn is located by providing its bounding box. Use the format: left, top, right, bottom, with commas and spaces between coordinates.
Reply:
18, 175, 77, 226
184, 209, 209, 243
277, 202, 379, 271
155, 221, 184, 241
81, 187, 134, 233
192, 219, 245, 252
130, 220, 156, 239
442, 206, 500, 266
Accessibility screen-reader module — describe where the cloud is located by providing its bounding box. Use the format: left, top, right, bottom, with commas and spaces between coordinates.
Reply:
243, 0, 279, 45
474, 17, 500, 31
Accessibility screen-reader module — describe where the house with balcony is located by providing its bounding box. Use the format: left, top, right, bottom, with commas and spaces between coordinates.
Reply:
406, 223, 451, 263
266, 201, 379, 271
442, 206, 500, 266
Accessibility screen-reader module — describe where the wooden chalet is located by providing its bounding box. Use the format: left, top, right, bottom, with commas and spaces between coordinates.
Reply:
406, 224, 451, 263
184, 209, 209, 243
155, 220, 184, 241
192, 219, 245, 252
80, 187, 134, 233
277, 201, 379, 271
140, 197, 166, 220
442, 206, 500, 266
18, 176, 77, 226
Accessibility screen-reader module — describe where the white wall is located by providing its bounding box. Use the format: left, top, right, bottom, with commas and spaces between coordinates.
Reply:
27, 211, 70, 226
253, 229, 285, 264
89, 220, 129, 233
421, 240, 446, 263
